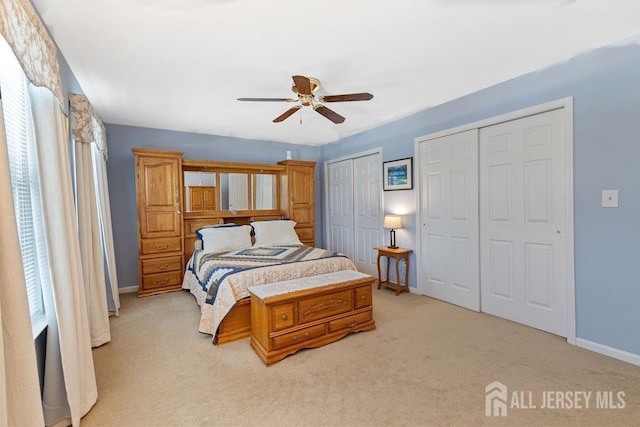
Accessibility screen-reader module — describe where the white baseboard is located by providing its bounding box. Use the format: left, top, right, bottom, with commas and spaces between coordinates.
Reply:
118, 285, 138, 294
576, 338, 640, 367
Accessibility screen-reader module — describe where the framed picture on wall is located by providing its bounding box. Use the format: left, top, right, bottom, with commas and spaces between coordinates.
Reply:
383, 157, 413, 191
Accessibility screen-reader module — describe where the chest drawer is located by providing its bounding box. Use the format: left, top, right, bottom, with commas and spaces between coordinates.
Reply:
141, 237, 182, 255
328, 310, 372, 334
272, 303, 295, 331
141, 270, 182, 291
272, 324, 326, 350
354, 286, 372, 309
298, 289, 353, 324
141, 256, 182, 275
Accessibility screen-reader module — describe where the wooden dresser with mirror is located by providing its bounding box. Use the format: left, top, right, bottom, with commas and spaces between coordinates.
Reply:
133, 148, 316, 297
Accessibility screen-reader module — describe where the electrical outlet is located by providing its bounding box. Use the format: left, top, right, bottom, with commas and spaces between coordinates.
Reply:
602, 190, 619, 208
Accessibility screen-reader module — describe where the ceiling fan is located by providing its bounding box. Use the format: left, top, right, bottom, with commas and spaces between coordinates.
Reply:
237, 75, 373, 124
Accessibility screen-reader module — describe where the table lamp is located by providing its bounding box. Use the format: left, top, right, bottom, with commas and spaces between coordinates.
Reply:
383, 215, 402, 249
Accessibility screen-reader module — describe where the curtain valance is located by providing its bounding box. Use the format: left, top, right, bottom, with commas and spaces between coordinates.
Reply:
0, 0, 64, 106
69, 93, 107, 159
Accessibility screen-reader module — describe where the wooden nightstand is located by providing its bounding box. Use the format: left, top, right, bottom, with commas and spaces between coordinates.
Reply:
374, 246, 412, 296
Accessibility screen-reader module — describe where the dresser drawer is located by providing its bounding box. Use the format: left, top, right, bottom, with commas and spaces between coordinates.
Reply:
354, 286, 372, 309
300, 238, 315, 247
141, 237, 182, 255
272, 303, 295, 331
298, 289, 353, 324
329, 310, 372, 333
141, 256, 182, 275
142, 270, 182, 291
185, 218, 223, 236
294, 226, 314, 240
272, 324, 325, 350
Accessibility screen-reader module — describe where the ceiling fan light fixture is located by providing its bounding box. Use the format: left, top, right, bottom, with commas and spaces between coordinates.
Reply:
291, 76, 321, 95
239, 75, 373, 124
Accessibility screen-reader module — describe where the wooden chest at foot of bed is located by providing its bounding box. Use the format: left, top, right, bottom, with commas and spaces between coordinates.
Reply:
248, 270, 376, 366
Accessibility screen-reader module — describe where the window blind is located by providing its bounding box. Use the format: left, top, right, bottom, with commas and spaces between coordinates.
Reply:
0, 36, 48, 336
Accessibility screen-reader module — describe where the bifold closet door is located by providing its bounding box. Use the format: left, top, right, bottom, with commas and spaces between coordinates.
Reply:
328, 159, 354, 259
353, 154, 382, 275
327, 153, 382, 275
479, 108, 567, 337
418, 130, 480, 311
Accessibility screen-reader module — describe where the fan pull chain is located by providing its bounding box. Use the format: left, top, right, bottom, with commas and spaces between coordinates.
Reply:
299, 108, 303, 124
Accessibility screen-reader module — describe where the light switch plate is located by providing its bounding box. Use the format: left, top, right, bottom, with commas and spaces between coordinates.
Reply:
602, 190, 619, 208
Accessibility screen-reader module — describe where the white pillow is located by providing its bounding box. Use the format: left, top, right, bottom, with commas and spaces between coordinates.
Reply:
196, 224, 252, 253
251, 220, 301, 246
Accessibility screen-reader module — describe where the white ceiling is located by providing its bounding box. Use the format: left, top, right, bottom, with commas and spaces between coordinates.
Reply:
31, 0, 640, 146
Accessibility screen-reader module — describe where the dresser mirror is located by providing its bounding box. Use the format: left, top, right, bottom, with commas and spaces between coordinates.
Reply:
185, 171, 278, 213
252, 173, 277, 210
220, 172, 249, 211
184, 171, 217, 212
182, 160, 284, 216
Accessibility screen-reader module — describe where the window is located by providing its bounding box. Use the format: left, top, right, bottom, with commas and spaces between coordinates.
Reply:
0, 36, 48, 337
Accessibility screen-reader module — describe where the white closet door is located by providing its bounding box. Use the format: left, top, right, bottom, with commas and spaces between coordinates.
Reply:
328, 159, 354, 259
419, 130, 480, 311
353, 153, 382, 275
480, 108, 567, 337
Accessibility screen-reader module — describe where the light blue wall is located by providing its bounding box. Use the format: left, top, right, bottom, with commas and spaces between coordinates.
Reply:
321, 42, 640, 356
105, 125, 323, 289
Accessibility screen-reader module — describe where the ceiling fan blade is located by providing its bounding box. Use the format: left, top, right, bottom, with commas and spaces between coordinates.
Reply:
319, 92, 374, 102
314, 105, 345, 124
273, 105, 302, 123
237, 97, 295, 102
292, 75, 312, 95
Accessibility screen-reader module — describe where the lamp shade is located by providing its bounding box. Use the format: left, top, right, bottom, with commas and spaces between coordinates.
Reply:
383, 215, 402, 229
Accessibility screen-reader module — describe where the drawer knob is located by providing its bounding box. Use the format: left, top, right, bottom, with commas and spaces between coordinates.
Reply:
361, 295, 367, 300
281, 314, 288, 320
305, 332, 310, 337
156, 279, 170, 285
345, 319, 359, 328
292, 335, 298, 341
156, 263, 169, 270
155, 244, 169, 250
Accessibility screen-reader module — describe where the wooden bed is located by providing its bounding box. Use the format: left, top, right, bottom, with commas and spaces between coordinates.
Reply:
217, 298, 251, 344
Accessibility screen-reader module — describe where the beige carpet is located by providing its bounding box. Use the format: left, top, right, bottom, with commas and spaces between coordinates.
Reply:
83, 288, 640, 426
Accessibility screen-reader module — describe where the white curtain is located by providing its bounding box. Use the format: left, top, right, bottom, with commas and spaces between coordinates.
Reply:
0, 96, 45, 427
70, 93, 120, 319
30, 85, 97, 426
93, 146, 121, 315
75, 140, 112, 346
